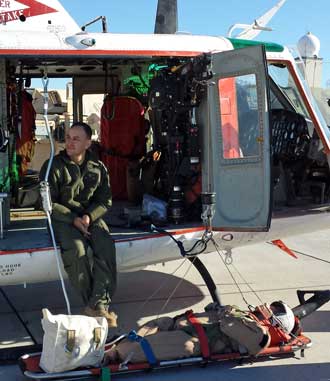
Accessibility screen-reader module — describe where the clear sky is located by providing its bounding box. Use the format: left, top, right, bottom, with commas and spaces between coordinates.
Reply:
58, 0, 330, 84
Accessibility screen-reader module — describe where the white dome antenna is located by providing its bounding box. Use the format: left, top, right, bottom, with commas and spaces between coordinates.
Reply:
297, 32, 321, 58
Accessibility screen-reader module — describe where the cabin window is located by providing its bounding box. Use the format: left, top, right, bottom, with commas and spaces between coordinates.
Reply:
82, 94, 104, 140
218, 73, 260, 159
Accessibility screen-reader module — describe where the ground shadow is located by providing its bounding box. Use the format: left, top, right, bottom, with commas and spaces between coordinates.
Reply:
114, 359, 330, 381
0, 269, 204, 348
299, 310, 330, 332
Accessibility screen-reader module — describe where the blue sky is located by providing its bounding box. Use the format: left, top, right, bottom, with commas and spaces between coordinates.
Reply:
58, 0, 330, 84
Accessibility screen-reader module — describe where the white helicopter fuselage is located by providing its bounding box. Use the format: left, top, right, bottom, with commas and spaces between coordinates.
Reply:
1, 0, 330, 286
1, 204, 330, 285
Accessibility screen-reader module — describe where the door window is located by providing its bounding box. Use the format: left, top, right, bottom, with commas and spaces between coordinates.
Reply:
218, 73, 260, 159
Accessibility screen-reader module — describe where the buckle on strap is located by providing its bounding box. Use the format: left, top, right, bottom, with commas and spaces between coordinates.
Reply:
128, 330, 157, 366
65, 330, 80, 357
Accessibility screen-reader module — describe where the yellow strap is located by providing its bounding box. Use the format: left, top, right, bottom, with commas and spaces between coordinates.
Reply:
66, 330, 76, 353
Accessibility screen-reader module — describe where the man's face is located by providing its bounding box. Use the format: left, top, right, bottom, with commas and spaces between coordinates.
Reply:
65, 127, 91, 158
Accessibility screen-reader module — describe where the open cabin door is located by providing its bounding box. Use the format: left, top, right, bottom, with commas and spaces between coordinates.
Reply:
202, 45, 272, 231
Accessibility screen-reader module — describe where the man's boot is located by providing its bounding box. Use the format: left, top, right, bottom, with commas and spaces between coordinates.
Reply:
85, 304, 118, 328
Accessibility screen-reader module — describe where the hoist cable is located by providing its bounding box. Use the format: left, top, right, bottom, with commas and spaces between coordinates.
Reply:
40, 75, 71, 315
135, 258, 189, 315
211, 238, 254, 308
157, 256, 197, 318
211, 239, 303, 340
140, 257, 197, 339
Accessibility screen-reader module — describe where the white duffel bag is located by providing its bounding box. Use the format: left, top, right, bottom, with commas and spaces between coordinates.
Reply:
40, 308, 108, 373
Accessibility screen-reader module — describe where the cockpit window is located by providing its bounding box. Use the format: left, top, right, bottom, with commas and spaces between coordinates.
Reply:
269, 61, 330, 145
268, 63, 309, 118
293, 62, 330, 141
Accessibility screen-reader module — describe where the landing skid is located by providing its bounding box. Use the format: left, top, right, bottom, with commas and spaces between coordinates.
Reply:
188, 256, 330, 320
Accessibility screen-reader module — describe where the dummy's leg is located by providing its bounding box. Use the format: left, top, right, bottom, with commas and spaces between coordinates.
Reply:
52, 221, 93, 305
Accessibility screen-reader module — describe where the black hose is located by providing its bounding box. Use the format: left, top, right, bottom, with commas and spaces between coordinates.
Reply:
186, 256, 222, 306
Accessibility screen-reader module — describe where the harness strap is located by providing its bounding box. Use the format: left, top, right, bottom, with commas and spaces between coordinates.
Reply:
101, 367, 111, 381
127, 330, 157, 366
185, 310, 210, 359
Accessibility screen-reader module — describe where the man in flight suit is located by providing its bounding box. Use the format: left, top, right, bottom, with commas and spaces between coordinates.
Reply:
40, 122, 117, 327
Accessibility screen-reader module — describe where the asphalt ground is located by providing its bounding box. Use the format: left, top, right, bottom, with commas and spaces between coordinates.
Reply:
0, 229, 330, 380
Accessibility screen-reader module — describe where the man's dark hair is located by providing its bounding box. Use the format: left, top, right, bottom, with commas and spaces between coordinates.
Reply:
70, 122, 92, 139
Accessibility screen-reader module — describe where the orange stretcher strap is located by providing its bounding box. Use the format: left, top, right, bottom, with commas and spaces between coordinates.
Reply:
186, 310, 210, 359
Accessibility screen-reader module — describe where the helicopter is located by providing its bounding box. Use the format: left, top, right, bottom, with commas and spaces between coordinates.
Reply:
0, 0, 330, 288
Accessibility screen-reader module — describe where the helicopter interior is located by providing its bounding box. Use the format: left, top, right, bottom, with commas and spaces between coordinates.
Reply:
4, 54, 330, 234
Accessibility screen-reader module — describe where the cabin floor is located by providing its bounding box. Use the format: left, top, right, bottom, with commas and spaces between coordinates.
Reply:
0, 229, 330, 380
2, 202, 330, 252
1, 203, 203, 252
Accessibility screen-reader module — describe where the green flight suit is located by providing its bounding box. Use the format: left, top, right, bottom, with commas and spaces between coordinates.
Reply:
40, 150, 116, 309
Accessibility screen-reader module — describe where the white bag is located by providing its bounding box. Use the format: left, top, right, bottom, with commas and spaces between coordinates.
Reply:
40, 308, 108, 373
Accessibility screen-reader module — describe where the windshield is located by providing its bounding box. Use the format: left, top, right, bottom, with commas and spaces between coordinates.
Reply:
268, 61, 330, 144
293, 61, 330, 140
268, 63, 309, 118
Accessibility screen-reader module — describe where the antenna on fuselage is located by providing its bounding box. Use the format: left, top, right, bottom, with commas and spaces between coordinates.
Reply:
154, 0, 178, 34
227, 0, 286, 40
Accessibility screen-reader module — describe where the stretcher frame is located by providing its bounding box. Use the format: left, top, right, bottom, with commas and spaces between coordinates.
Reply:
20, 333, 311, 380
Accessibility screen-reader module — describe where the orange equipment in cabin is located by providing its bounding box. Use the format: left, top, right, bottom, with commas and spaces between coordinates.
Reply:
218, 77, 240, 159
16, 90, 36, 175
100, 96, 146, 200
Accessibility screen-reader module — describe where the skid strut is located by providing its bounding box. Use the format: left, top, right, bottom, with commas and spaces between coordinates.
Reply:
187, 256, 222, 306
292, 290, 330, 320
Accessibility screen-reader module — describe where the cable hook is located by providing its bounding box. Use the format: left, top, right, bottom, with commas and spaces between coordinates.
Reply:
224, 249, 233, 265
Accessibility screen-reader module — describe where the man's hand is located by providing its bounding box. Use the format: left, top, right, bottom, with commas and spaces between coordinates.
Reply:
81, 214, 90, 227
73, 216, 91, 237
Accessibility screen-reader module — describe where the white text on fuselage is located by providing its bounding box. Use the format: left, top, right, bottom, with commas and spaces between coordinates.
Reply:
0, 1, 25, 23
0, 1, 10, 8
0, 9, 24, 23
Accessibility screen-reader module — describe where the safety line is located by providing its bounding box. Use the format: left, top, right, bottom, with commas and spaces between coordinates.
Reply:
267, 241, 330, 265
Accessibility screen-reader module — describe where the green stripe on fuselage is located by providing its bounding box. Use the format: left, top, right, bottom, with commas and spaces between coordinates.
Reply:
228, 38, 284, 52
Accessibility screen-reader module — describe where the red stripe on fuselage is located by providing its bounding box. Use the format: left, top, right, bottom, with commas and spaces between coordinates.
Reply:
0, 49, 202, 57
0, 226, 205, 255
16, 0, 57, 17
0, 247, 55, 255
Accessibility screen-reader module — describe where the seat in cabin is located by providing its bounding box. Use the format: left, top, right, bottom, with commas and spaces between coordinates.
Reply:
270, 109, 328, 204
271, 109, 310, 162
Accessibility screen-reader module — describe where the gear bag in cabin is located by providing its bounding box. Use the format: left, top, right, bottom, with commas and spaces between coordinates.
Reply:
100, 96, 146, 200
